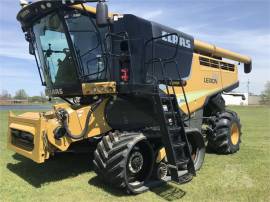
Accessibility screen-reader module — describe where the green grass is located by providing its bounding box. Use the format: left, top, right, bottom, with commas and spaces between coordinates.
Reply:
0, 106, 269, 202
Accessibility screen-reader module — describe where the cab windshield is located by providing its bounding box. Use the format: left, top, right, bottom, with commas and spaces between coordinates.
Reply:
33, 11, 106, 88
33, 13, 77, 87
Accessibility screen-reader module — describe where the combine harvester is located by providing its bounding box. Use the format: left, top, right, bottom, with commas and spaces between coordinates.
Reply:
8, 0, 252, 194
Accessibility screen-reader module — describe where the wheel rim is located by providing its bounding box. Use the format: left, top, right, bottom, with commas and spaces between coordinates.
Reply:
231, 123, 240, 145
126, 142, 152, 187
128, 151, 144, 174
192, 149, 198, 162
189, 141, 198, 162
157, 161, 168, 180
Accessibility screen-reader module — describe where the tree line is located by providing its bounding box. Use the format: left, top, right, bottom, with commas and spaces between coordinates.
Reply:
1, 81, 269, 104
0, 89, 47, 103
260, 81, 270, 105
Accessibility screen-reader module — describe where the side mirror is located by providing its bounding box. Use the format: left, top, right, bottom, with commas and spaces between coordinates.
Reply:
29, 42, 34, 55
96, 1, 109, 27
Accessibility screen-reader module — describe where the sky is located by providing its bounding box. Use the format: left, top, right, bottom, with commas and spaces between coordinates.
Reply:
0, 0, 269, 96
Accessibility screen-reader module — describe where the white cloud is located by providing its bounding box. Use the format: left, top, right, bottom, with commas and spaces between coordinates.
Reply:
0, 29, 34, 61
142, 10, 163, 20
0, 66, 33, 78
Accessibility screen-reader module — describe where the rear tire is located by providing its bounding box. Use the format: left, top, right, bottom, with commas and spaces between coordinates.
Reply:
207, 110, 241, 154
187, 136, 205, 171
93, 131, 154, 194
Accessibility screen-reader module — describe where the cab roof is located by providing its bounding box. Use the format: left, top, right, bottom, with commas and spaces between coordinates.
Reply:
17, 1, 98, 31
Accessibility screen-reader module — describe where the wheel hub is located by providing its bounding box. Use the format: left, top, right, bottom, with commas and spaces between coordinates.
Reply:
231, 123, 240, 145
157, 162, 168, 180
128, 151, 144, 174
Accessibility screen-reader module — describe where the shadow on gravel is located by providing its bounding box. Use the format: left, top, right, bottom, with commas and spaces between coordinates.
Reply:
7, 152, 93, 188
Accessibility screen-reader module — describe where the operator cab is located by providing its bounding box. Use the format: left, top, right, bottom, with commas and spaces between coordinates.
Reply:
17, 1, 194, 98
18, 1, 108, 97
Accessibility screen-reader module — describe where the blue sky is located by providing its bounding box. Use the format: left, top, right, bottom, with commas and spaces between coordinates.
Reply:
0, 0, 269, 96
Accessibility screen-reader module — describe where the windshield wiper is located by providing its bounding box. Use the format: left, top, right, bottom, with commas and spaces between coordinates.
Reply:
44, 43, 67, 57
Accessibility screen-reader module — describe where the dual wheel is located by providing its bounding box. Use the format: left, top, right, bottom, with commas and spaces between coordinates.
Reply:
93, 110, 241, 194
93, 132, 153, 194
207, 110, 242, 154
93, 131, 205, 194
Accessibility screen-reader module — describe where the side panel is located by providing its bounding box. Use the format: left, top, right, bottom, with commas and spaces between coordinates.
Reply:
105, 96, 158, 130
7, 100, 112, 163
221, 64, 239, 91
170, 53, 238, 113
46, 100, 112, 151
7, 112, 49, 163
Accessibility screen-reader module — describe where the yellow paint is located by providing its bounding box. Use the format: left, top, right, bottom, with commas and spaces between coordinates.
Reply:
156, 148, 166, 163
231, 123, 240, 145
71, 4, 114, 17
47, 99, 111, 151
167, 53, 238, 113
7, 112, 48, 163
194, 40, 251, 64
82, 82, 117, 95
7, 99, 112, 163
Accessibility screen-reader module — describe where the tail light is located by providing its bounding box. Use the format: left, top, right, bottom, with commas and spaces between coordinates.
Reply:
120, 68, 129, 82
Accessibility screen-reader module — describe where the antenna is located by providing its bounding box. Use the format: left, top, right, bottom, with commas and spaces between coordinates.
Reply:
247, 79, 250, 95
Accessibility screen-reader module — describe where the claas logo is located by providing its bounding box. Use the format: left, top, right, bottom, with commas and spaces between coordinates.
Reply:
161, 31, 191, 49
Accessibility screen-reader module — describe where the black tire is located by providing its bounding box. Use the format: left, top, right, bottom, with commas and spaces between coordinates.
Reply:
207, 110, 242, 154
93, 131, 154, 194
187, 135, 205, 171
154, 132, 205, 181
154, 159, 169, 181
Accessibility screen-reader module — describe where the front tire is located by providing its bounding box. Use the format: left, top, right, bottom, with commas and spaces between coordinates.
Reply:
93, 131, 154, 194
207, 110, 242, 154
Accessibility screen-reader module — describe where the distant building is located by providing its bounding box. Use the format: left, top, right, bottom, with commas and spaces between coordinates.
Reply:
222, 93, 262, 106
222, 93, 248, 106
248, 95, 261, 105
0, 99, 29, 105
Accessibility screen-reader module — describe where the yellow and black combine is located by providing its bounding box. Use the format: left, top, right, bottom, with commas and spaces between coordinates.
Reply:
8, 0, 252, 194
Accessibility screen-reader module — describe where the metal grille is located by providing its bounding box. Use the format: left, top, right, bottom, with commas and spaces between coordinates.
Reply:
199, 56, 235, 71
11, 129, 34, 151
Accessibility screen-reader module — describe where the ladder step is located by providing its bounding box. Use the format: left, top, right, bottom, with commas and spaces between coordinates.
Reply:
153, 93, 196, 180
160, 96, 175, 101
168, 159, 189, 172
176, 159, 189, 167
172, 142, 186, 148
168, 126, 182, 133
164, 111, 178, 116
159, 94, 174, 97
170, 170, 193, 184
177, 172, 193, 184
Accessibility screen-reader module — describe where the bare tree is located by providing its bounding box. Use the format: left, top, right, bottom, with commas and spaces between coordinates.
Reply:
261, 81, 270, 105
14, 89, 28, 100
0, 90, 12, 99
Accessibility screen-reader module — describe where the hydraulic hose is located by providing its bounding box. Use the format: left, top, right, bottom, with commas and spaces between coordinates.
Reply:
57, 99, 103, 140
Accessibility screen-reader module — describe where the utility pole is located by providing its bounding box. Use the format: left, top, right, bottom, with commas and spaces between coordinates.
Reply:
247, 79, 250, 95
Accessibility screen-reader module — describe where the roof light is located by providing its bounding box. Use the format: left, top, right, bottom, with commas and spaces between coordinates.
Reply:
46, 2, 52, 8
41, 4, 46, 10
19, 0, 29, 8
